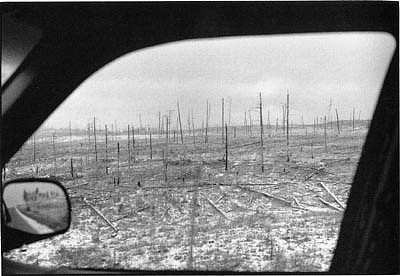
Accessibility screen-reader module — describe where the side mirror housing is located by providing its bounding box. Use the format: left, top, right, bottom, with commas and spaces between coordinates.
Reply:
2, 178, 71, 251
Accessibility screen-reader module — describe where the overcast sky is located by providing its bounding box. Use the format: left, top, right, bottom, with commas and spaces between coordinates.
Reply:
42, 32, 395, 130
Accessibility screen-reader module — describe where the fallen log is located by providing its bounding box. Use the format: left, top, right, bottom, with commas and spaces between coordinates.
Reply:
216, 194, 225, 203
66, 182, 89, 189
318, 197, 342, 211
82, 197, 118, 232
111, 206, 150, 222
319, 182, 346, 209
204, 197, 229, 220
239, 186, 292, 206
305, 168, 325, 180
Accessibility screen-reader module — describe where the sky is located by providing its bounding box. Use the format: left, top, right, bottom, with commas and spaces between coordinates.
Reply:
41, 32, 396, 130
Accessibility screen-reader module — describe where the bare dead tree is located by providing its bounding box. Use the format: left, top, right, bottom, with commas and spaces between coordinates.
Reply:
228, 96, 232, 128
114, 120, 118, 141
324, 115, 327, 152
268, 109, 271, 137
33, 133, 36, 162
128, 125, 131, 169
192, 110, 195, 144
117, 142, 120, 185
187, 110, 191, 136
159, 111, 161, 137
105, 124, 108, 174
329, 98, 333, 130
164, 116, 169, 183
335, 109, 340, 134
139, 114, 142, 132
286, 93, 290, 162
244, 111, 247, 134
259, 93, 265, 172
225, 124, 228, 171
150, 132, 153, 159
177, 101, 184, 144
205, 100, 209, 144
93, 117, 98, 164
70, 158, 74, 178
132, 124, 135, 163
69, 121, 72, 155
87, 122, 91, 163
249, 109, 252, 137
52, 132, 56, 176
221, 98, 225, 143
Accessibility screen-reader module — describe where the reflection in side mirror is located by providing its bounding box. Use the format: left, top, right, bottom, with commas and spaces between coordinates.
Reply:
2, 179, 70, 235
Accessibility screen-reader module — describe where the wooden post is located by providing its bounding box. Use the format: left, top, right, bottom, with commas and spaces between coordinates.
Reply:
93, 117, 98, 164
225, 124, 228, 171
177, 101, 184, 144
302, 116, 304, 129
275, 117, 278, 133
259, 93, 264, 172
335, 109, 340, 134
324, 115, 327, 152
221, 98, 225, 143
205, 100, 209, 144
353, 108, 355, 131
234, 127, 237, 138
105, 124, 108, 174
52, 133, 56, 176
286, 93, 290, 162
128, 125, 131, 169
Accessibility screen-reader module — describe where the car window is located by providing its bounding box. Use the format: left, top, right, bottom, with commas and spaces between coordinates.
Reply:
3, 32, 396, 272
1, 13, 42, 86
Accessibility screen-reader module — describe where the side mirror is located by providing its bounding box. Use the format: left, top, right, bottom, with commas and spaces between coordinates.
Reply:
2, 178, 71, 251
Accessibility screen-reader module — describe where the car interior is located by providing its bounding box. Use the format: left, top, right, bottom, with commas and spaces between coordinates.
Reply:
1, 2, 398, 274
